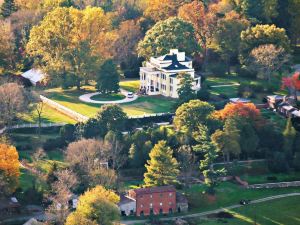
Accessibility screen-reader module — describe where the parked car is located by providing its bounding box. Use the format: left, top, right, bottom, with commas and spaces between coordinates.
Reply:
239, 199, 251, 205
127, 92, 134, 98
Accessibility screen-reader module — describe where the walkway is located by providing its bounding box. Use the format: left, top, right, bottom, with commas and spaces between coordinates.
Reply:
79, 89, 138, 104
121, 192, 300, 225
210, 83, 240, 88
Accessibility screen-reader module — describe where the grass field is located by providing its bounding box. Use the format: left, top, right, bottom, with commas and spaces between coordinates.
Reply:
90, 93, 125, 101
19, 104, 76, 124
120, 80, 140, 92
185, 182, 300, 213
44, 81, 176, 117
190, 196, 300, 225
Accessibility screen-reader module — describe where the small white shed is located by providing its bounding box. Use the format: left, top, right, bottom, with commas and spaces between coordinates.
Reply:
21, 69, 45, 86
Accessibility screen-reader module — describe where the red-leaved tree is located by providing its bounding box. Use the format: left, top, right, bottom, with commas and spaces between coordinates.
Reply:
282, 72, 300, 103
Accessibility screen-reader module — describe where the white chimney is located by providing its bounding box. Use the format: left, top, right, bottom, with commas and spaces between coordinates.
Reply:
177, 52, 185, 61
170, 49, 179, 55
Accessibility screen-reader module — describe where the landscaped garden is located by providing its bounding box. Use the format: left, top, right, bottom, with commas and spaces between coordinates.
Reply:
43, 80, 177, 117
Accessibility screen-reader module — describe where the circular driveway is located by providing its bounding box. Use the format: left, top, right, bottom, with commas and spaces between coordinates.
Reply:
79, 89, 138, 104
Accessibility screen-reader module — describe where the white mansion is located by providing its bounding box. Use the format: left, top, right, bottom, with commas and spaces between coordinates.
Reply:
140, 49, 201, 98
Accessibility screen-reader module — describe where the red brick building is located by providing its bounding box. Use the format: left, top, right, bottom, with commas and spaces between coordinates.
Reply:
128, 186, 176, 216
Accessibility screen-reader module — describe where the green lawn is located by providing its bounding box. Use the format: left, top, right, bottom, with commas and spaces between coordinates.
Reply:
120, 79, 140, 92
190, 196, 300, 225
90, 93, 125, 101
44, 82, 176, 117
184, 182, 300, 214
19, 104, 76, 124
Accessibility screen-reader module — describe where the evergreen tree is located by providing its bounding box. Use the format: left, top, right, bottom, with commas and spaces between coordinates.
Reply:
144, 140, 179, 187
193, 125, 225, 194
283, 118, 296, 163
0, 0, 17, 18
177, 73, 196, 105
96, 59, 120, 94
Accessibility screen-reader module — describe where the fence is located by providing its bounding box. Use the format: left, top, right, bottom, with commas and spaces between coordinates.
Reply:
0, 123, 67, 134
40, 95, 89, 122
248, 181, 300, 189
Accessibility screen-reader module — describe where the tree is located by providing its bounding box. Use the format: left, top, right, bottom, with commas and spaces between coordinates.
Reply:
114, 20, 142, 63
177, 145, 195, 187
65, 185, 120, 225
96, 59, 120, 94
0, 144, 20, 197
26, 7, 114, 89
144, 140, 179, 187
287, 0, 300, 45
104, 131, 127, 178
214, 102, 261, 122
96, 104, 128, 134
65, 138, 113, 188
143, 0, 187, 22
240, 24, 290, 64
177, 73, 196, 105
282, 72, 300, 104
212, 11, 249, 75
249, 44, 290, 83
283, 118, 296, 163
137, 17, 199, 59
193, 125, 224, 194
47, 169, 78, 225
0, 83, 30, 127
1, 0, 17, 18
0, 20, 15, 72
237, 118, 259, 159
178, 0, 217, 70
211, 118, 241, 162
174, 99, 215, 133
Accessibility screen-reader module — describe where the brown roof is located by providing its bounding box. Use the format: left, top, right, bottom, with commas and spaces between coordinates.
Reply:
132, 186, 176, 195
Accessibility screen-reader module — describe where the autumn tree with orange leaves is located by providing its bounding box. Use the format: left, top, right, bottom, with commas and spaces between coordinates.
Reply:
0, 143, 20, 197
282, 72, 300, 104
214, 102, 261, 122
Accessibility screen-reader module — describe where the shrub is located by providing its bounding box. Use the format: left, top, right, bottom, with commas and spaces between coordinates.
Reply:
249, 82, 264, 92
43, 138, 65, 151
236, 66, 257, 78
208, 62, 227, 77
267, 152, 289, 173
197, 88, 210, 101
237, 83, 255, 98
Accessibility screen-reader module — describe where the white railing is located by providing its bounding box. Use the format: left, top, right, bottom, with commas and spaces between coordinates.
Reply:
0, 122, 66, 134
40, 95, 89, 122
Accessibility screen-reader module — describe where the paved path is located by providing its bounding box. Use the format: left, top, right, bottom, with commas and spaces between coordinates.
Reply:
210, 83, 240, 88
79, 89, 138, 104
121, 192, 300, 225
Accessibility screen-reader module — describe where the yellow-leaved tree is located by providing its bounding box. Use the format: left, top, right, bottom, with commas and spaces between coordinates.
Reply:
0, 143, 20, 197
65, 185, 120, 225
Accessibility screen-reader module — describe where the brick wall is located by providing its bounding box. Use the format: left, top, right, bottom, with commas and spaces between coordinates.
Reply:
135, 191, 176, 216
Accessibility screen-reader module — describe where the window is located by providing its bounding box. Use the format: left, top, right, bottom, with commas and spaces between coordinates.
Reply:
170, 78, 173, 84
150, 194, 153, 198
169, 202, 172, 205
159, 209, 163, 214
140, 204, 143, 208
160, 193, 163, 197
159, 202, 163, 206
150, 203, 153, 208
169, 193, 173, 197
170, 86, 173, 92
